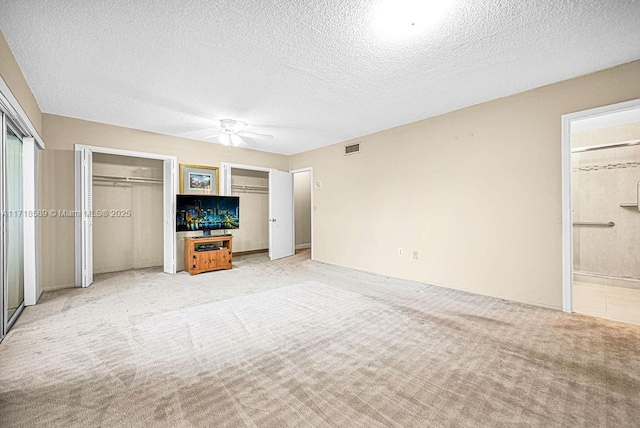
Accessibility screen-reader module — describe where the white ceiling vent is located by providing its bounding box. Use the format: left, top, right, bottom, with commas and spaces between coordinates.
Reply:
344, 142, 361, 156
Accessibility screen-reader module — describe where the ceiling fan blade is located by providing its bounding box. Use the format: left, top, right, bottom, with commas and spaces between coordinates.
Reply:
231, 134, 245, 147
238, 131, 274, 140
202, 133, 221, 139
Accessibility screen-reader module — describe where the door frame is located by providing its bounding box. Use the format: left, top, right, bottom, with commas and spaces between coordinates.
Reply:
290, 167, 314, 261
74, 144, 177, 287
221, 163, 303, 260
561, 97, 640, 313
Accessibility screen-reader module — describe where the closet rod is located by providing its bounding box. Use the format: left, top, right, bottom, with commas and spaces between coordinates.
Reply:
93, 174, 163, 184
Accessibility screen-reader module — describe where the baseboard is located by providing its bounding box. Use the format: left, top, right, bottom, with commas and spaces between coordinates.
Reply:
234, 248, 269, 256
295, 243, 311, 249
42, 282, 76, 292
315, 258, 562, 311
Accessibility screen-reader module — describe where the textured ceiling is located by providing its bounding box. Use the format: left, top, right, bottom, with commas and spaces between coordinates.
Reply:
1, 0, 639, 155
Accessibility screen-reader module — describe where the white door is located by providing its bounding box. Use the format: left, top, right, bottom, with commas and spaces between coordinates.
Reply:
78, 148, 93, 287
269, 170, 294, 260
163, 159, 176, 274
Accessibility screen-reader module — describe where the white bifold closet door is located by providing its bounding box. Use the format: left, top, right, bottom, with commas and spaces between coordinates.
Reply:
163, 158, 176, 274
76, 147, 176, 287
268, 170, 294, 260
78, 148, 93, 287
220, 164, 232, 196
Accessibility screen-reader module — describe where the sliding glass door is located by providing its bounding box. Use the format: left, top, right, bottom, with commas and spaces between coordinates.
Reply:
6, 124, 24, 324
1, 114, 25, 339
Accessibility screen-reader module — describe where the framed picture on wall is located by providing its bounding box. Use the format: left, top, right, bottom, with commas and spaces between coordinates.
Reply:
180, 164, 219, 195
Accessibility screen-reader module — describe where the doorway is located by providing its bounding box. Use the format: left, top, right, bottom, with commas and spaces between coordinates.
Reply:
292, 168, 313, 259
562, 99, 640, 325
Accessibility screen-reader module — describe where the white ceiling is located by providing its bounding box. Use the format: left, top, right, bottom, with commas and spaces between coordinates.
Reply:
0, 1, 639, 155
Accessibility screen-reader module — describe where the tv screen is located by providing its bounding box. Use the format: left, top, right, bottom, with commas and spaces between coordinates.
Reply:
176, 195, 240, 231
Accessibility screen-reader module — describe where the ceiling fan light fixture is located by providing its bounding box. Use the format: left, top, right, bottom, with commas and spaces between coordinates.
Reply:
193, 118, 271, 147
220, 119, 247, 133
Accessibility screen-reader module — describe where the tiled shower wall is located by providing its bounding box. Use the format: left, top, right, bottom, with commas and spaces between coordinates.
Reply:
572, 123, 640, 279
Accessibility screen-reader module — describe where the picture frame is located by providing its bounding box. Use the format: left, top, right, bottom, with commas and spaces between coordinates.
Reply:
179, 164, 219, 195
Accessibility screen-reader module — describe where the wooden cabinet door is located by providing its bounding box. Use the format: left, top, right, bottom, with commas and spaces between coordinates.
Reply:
208, 251, 219, 268
219, 250, 229, 268
195, 252, 209, 271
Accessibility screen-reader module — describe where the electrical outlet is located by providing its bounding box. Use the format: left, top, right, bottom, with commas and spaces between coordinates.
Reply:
413, 251, 419, 260
397, 248, 403, 256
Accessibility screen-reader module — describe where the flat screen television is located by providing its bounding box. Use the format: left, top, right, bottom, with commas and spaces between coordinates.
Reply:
176, 194, 240, 235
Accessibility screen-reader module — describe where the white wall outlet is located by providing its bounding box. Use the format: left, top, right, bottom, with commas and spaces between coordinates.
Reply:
413, 251, 419, 260
397, 248, 403, 256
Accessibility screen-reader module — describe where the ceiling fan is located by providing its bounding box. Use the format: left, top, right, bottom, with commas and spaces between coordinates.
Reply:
189, 119, 274, 147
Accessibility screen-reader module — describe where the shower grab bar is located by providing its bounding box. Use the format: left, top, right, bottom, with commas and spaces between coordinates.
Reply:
571, 139, 640, 153
572, 222, 615, 227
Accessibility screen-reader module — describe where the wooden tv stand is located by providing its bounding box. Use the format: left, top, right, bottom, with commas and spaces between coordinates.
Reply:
184, 235, 233, 275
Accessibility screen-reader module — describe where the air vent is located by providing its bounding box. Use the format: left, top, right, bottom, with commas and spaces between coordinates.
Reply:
344, 142, 361, 156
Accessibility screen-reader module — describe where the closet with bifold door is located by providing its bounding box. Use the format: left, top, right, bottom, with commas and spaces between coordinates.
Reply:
92, 153, 164, 276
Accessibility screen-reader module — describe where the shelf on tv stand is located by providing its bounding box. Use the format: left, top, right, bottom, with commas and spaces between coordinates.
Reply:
184, 235, 233, 275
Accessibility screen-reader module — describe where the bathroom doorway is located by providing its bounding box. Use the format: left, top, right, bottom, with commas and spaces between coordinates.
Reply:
292, 168, 312, 260
564, 101, 640, 325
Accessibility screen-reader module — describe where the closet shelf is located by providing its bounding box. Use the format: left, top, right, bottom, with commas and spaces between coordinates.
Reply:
93, 174, 163, 184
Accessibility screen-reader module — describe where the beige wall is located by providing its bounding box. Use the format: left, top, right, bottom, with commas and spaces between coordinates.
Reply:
40, 114, 289, 290
290, 61, 640, 310
93, 153, 164, 274
0, 30, 42, 134
294, 171, 311, 247
572, 122, 640, 280
230, 168, 269, 252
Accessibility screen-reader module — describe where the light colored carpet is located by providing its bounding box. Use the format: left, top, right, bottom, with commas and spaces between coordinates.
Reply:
1, 250, 640, 427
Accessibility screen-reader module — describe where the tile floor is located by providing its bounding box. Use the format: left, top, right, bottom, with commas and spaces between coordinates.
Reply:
574, 280, 640, 326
